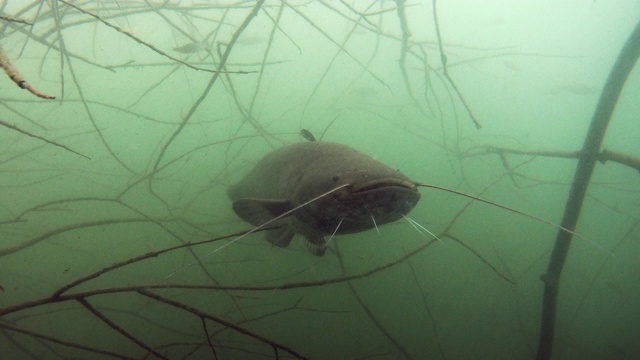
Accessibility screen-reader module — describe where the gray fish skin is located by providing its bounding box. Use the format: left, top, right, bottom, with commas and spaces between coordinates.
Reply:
173, 42, 204, 53
227, 141, 421, 255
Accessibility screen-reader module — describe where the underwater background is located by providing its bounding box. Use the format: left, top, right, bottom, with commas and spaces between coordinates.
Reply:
1, 1, 639, 359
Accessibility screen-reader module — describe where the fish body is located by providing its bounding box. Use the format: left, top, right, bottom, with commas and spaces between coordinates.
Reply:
173, 42, 205, 53
227, 142, 420, 255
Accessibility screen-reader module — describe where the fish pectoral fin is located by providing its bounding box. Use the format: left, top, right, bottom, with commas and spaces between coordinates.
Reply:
266, 227, 295, 248
232, 198, 294, 225
304, 235, 327, 256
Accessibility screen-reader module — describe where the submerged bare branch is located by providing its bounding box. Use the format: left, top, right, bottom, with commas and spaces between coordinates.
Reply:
0, 2, 637, 359
0, 44, 55, 99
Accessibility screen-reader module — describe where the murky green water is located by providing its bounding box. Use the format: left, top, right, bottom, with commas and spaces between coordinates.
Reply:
1, 1, 639, 359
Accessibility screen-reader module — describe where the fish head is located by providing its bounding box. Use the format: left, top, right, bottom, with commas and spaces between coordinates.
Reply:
294, 163, 421, 235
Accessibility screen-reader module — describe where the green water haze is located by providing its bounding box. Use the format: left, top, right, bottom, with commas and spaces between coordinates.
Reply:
1, 1, 639, 359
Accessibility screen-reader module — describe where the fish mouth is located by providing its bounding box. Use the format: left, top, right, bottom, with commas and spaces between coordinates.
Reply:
349, 178, 418, 193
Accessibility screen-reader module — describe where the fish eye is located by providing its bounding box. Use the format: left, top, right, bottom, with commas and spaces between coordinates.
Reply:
332, 175, 339, 182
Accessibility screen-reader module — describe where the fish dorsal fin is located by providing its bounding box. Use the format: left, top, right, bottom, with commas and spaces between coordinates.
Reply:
232, 198, 294, 225
300, 129, 316, 142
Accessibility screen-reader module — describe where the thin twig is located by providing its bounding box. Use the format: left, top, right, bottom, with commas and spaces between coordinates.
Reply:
406, 259, 448, 360
1, 238, 439, 318
0, 322, 136, 359
395, 0, 414, 99
201, 317, 218, 359
137, 289, 309, 360
151, 0, 265, 172
0, 44, 55, 99
48, 3, 136, 173
432, 0, 481, 129
52, 227, 277, 298
464, 145, 640, 173
77, 298, 169, 360
444, 234, 515, 284
284, 0, 390, 90
0, 119, 89, 159
335, 241, 414, 359
0, 15, 32, 25
57, 0, 253, 74
0, 218, 151, 257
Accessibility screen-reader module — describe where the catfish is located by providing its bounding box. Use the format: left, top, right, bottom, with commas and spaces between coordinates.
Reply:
227, 141, 421, 255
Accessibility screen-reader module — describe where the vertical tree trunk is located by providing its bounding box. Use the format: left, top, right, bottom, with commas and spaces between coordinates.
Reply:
536, 20, 640, 360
